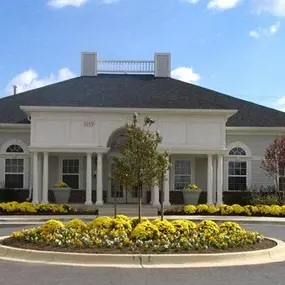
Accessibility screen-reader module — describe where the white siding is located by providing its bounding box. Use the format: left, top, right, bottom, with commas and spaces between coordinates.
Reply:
48, 155, 59, 189
251, 160, 274, 188
226, 134, 276, 158
0, 131, 30, 148
195, 157, 207, 190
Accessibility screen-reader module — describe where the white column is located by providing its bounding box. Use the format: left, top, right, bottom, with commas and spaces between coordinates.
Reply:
152, 184, 160, 206
27, 155, 33, 201
207, 154, 214, 205
42, 152, 49, 204
163, 169, 171, 206
38, 154, 43, 203
32, 152, 39, 204
85, 153, 93, 205
216, 155, 224, 205
95, 153, 103, 205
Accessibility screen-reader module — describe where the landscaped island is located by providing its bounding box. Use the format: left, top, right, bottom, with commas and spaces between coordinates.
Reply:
2, 216, 275, 254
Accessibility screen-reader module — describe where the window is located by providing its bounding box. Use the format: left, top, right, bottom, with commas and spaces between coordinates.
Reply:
6, 145, 24, 153
62, 159, 79, 189
228, 161, 247, 191
229, 147, 246, 156
5, 159, 24, 188
110, 134, 126, 151
174, 160, 191, 190
228, 146, 247, 191
4, 143, 25, 189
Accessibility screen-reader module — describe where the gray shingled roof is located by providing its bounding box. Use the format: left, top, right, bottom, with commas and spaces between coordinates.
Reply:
0, 74, 284, 127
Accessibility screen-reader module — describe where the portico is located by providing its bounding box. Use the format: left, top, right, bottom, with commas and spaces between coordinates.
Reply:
20, 105, 233, 206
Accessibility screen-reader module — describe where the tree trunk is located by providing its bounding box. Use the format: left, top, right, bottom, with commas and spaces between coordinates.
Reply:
160, 178, 164, 221
138, 183, 142, 223
114, 187, 117, 218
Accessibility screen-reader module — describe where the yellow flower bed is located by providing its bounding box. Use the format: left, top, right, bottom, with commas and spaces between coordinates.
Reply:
0, 202, 74, 214
11, 217, 264, 252
184, 204, 285, 216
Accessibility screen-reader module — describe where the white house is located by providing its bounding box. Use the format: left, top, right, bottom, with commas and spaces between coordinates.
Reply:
0, 52, 285, 206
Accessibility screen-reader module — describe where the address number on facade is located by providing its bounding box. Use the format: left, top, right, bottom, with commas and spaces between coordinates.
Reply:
84, 121, 95, 127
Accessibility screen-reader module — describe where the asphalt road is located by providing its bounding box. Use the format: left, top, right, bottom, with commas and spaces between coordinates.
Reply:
0, 223, 284, 285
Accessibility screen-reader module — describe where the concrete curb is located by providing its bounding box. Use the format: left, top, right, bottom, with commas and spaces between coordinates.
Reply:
1, 215, 285, 225
0, 236, 285, 268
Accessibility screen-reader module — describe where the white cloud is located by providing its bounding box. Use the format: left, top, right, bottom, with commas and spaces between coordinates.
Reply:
48, 0, 89, 8
275, 96, 285, 112
249, 21, 281, 39
5, 68, 76, 95
270, 21, 281, 34
103, 0, 119, 3
171, 67, 201, 84
249, 30, 260, 38
208, 0, 242, 10
47, 0, 119, 7
180, 0, 200, 4
253, 0, 285, 17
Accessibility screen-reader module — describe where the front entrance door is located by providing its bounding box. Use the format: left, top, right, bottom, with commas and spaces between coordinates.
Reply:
108, 161, 145, 204
109, 181, 141, 204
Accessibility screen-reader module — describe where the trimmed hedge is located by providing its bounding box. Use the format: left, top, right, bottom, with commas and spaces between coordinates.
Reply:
162, 204, 285, 217
0, 202, 98, 215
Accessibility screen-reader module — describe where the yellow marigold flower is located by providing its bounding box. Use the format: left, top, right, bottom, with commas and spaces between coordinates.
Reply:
65, 219, 86, 230
40, 220, 64, 232
184, 205, 197, 214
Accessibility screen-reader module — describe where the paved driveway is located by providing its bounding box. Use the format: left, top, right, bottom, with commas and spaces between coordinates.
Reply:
0, 223, 284, 285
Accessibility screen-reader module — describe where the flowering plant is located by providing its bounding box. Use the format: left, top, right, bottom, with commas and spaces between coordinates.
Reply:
184, 184, 199, 190
54, 182, 69, 188
10, 217, 264, 252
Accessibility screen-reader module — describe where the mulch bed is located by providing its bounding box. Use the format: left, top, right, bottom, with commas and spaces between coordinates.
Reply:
1, 237, 276, 255
161, 210, 285, 217
0, 211, 98, 216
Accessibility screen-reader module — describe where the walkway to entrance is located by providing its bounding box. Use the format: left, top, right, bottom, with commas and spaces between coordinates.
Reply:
96, 204, 158, 217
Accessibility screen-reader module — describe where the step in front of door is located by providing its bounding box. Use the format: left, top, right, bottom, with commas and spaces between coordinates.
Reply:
98, 207, 158, 217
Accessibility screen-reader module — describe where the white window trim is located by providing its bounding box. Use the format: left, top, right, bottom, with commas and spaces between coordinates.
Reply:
59, 156, 83, 190
171, 156, 195, 191
1, 140, 29, 189
224, 142, 252, 191
225, 141, 252, 158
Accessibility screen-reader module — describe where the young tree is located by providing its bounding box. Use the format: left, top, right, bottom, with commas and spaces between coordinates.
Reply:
109, 160, 133, 218
261, 138, 285, 195
110, 113, 169, 222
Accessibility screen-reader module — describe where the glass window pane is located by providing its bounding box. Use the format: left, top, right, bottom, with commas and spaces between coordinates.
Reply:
228, 169, 235, 175
6, 145, 24, 153
62, 159, 79, 174
228, 177, 246, 191
5, 174, 24, 188
5, 159, 24, 173
62, 175, 79, 189
174, 160, 191, 190
229, 147, 246, 156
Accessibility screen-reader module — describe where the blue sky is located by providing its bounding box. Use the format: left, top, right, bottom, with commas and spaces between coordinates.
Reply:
0, 0, 285, 110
